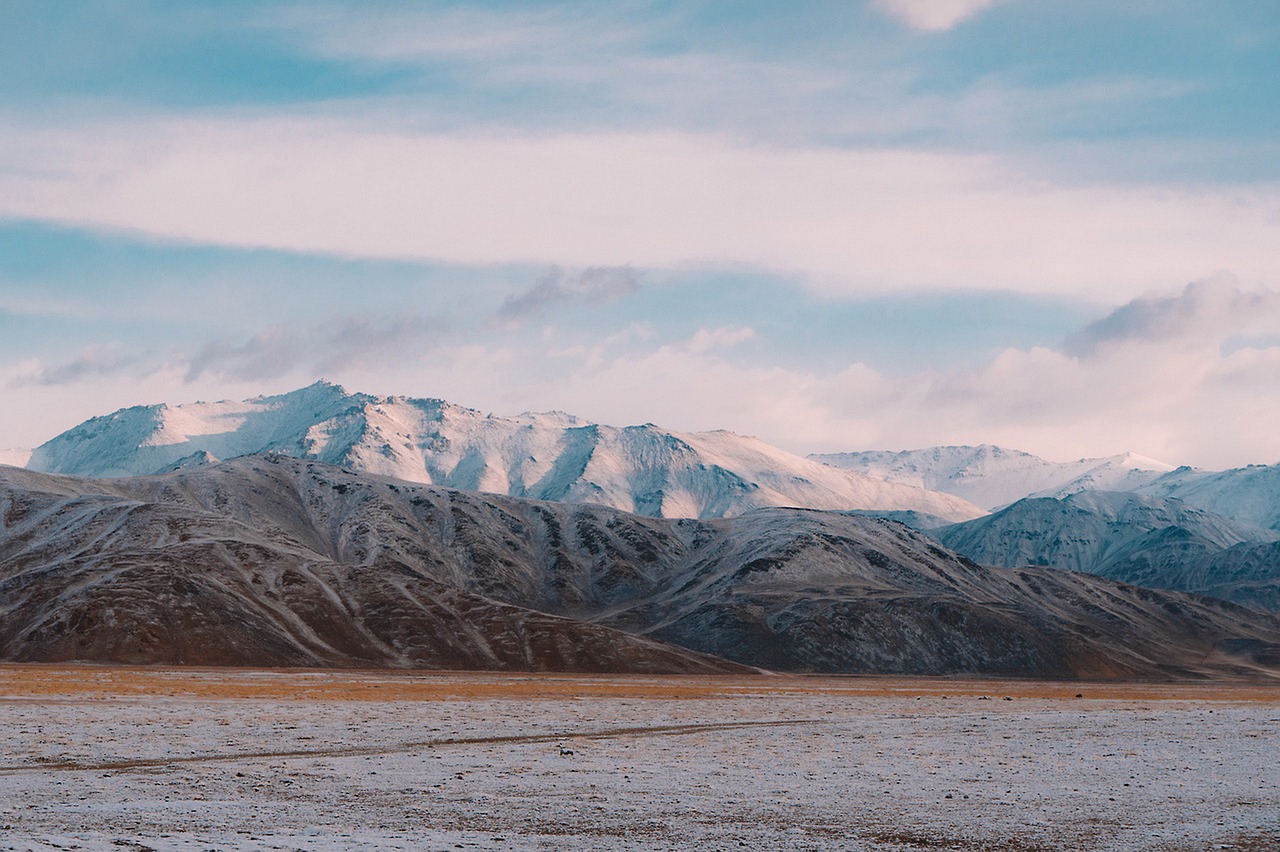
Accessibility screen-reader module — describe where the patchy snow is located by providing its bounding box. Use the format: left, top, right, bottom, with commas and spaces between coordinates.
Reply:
933, 490, 1280, 611
1138, 463, 1280, 531
0, 668, 1275, 851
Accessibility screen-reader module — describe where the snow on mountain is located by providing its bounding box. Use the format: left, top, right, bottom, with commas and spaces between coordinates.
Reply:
933, 490, 1280, 611
0, 448, 31, 468
25, 381, 985, 522
5, 456, 1277, 678
811, 445, 1174, 510
1137, 464, 1280, 531
1197, 541, 1280, 612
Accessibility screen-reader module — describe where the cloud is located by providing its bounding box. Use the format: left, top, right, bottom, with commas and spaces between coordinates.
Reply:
872, 0, 1004, 31
185, 313, 440, 382
686, 326, 756, 354
497, 266, 640, 321
1065, 273, 1280, 356
8, 312, 441, 391
9, 344, 147, 387
1, 118, 1277, 301
7, 275, 1280, 470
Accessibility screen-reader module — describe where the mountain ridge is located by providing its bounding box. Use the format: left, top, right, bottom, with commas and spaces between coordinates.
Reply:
2, 456, 1278, 679
812, 444, 1175, 510
25, 381, 985, 523
933, 490, 1280, 611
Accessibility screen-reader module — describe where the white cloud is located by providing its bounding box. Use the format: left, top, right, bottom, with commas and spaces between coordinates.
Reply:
1, 117, 1276, 301
872, 0, 1004, 32
1065, 272, 1280, 355
497, 266, 640, 322
6, 281, 1280, 470
687, 326, 756, 354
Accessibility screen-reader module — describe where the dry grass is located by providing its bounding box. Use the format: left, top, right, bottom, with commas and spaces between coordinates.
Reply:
2, 662, 1277, 703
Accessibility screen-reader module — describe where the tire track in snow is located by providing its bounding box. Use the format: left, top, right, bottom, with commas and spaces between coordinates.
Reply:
0, 717, 823, 775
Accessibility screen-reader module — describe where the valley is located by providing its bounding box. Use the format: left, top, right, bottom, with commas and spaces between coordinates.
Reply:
0, 665, 1275, 851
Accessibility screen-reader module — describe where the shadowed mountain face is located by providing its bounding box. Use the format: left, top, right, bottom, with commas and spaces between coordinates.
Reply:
933, 491, 1280, 611
811, 443, 1280, 536
23, 381, 985, 522
2, 457, 1278, 679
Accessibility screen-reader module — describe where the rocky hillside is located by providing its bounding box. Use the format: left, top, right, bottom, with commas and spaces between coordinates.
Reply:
933, 491, 1280, 610
2, 457, 1277, 679
1137, 464, 1280, 531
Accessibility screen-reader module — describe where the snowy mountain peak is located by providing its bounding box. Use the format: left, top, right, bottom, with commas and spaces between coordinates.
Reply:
811, 444, 1174, 510
24, 385, 985, 522
1097, 451, 1176, 472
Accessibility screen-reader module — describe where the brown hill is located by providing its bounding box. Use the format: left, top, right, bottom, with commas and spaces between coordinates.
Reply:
1, 456, 1277, 679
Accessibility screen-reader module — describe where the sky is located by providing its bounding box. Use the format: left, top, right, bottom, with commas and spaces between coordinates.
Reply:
1, 0, 1278, 468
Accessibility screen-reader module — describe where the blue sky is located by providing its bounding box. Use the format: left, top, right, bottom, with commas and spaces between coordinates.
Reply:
1, 0, 1278, 467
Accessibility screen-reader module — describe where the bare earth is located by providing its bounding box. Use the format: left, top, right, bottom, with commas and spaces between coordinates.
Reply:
0, 666, 1276, 851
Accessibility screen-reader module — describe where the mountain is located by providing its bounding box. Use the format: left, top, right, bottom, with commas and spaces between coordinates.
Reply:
812, 445, 1174, 510
2, 457, 1277, 679
0, 461, 744, 674
24, 381, 984, 522
1137, 464, 1280, 531
1196, 542, 1280, 612
933, 491, 1280, 610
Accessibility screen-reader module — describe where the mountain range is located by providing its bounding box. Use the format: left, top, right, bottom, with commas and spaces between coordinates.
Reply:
813, 445, 1176, 511
4, 382, 1280, 676
23, 381, 983, 523
2, 455, 1276, 679
812, 443, 1280, 533
932, 491, 1280, 611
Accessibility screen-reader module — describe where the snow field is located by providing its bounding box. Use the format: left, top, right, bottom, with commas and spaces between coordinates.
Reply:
0, 669, 1276, 851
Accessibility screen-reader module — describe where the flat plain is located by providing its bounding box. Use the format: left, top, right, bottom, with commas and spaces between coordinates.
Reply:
0, 665, 1276, 851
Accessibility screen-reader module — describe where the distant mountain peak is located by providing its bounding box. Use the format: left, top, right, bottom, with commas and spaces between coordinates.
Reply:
812, 444, 1175, 510
24, 384, 985, 522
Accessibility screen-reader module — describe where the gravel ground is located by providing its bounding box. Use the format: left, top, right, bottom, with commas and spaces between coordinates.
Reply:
0, 667, 1276, 851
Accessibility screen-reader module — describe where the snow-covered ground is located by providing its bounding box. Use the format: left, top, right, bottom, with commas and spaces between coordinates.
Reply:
0, 667, 1276, 851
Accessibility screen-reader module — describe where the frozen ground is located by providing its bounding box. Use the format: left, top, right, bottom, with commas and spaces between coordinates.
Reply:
0, 666, 1276, 851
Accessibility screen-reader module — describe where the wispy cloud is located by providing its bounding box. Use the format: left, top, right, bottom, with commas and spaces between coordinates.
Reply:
497, 266, 640, 322
1065, 273, 1280, 356
872, 0, 1005, 32
2, 118, 1276, 300
11, 344, 148, 387
9, 312, 442, 390
7, 278, 1280, 468
185, 313, 441, 382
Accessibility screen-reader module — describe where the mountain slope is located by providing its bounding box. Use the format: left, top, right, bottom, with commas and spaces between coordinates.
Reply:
1138, 464, 1280, 531
813, 445, 1173, 510
26, 382, 984, 522
0, 463, 743, 673
933, 491, 1280, 610
2, 457, 1277, 679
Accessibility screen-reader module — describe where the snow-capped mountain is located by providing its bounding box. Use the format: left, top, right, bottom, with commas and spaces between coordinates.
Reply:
25, 381, 985, 522
4, 457, 1276, 678
933, 491, 1280, 610
1136, 464, 1280, 531
812, 445, 1175, 510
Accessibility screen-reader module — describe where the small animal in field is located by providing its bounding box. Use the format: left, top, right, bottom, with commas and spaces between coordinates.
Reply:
558, 745, 575, 757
